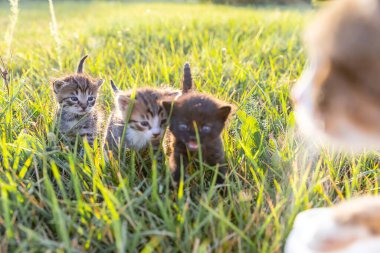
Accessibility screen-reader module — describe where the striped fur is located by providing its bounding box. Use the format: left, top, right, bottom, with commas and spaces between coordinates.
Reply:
53, 56, 104, 148
104, 85, 179, 155
104, 63, 192, 160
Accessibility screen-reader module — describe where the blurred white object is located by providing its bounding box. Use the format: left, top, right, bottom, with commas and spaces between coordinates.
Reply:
285, 198, 380, 253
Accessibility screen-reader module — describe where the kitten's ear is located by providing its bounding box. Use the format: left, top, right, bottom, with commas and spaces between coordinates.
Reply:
53, 80, 67, 93
217, 105, 232, 122
95, 79, 104, 88
162, 90, 181, 99
117, 95, 130, 111
110, 80, 119, 93
162, 100, 176, 114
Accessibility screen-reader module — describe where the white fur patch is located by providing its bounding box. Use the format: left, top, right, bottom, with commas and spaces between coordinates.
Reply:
125, 116, 163, 150
292, 62, 323, 139
343, 238, 380, 253
126, 127, 152, 150
285, 208, 374, 253
356, 0, 379, 16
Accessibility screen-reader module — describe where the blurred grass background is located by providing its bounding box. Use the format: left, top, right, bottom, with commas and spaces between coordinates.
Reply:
1, 1, 379, 253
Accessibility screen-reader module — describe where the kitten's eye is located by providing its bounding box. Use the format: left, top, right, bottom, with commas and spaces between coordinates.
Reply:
140, 121, 150, 127
179, 123, 188, 131
70, 97, 78, 102
201, 125, 211, 133
161, 119, 167, 125
88, 96, 95, 102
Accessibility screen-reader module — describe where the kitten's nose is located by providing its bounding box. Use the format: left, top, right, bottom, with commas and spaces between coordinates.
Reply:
80, 104, 87, 110
152, 133, 160, 138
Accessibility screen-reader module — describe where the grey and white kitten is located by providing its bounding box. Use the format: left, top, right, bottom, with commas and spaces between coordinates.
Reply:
104, 80, 181, 157
53, 55, 104, 148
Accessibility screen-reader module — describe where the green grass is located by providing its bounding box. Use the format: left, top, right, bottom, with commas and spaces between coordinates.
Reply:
1, 1, 379, 252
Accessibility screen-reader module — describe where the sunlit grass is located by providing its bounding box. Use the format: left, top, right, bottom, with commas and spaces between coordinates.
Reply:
0, 1, 379, 252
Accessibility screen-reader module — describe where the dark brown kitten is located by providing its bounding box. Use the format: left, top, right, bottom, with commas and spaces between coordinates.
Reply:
162, 65, 232, 185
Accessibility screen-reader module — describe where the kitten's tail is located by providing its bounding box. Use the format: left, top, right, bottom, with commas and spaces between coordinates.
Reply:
77, 55, 88, 74
110, 80, 119, 93
182, 62, 192, 93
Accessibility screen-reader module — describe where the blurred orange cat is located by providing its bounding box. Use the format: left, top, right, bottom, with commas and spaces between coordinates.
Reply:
287, 0, 380, 252
292, 0, 380, 149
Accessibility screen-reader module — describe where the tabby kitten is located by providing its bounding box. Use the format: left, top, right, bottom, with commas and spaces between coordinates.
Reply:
162, 64, 232, 184
104, 78, 185, 156
53, 55, 104, 148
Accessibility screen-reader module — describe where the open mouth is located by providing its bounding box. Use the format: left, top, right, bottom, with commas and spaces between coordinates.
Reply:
187, 140, 199, 151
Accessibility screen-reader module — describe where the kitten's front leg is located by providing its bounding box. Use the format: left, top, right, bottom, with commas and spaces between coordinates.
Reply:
170, 146, 189, 184
210, 158, 228, 196
79, 132, 95, 157
206, 156, 227, 184
84, 134, 95, 147
215, 163, 227, 184
205, 139, 227, 185
78, 127, 95, 147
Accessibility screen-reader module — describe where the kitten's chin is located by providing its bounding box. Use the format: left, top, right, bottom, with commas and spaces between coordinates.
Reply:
151, 135, 162, 142
126, 127, 151, 150
187, 140, 199, 151
76, 111, 89, 115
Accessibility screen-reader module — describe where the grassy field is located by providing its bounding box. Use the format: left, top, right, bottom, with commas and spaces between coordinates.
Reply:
1, 1, 379, 252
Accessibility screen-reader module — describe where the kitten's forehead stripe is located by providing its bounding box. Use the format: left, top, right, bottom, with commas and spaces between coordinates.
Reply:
139, 93, 149, 107
147, 108, 153, 117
